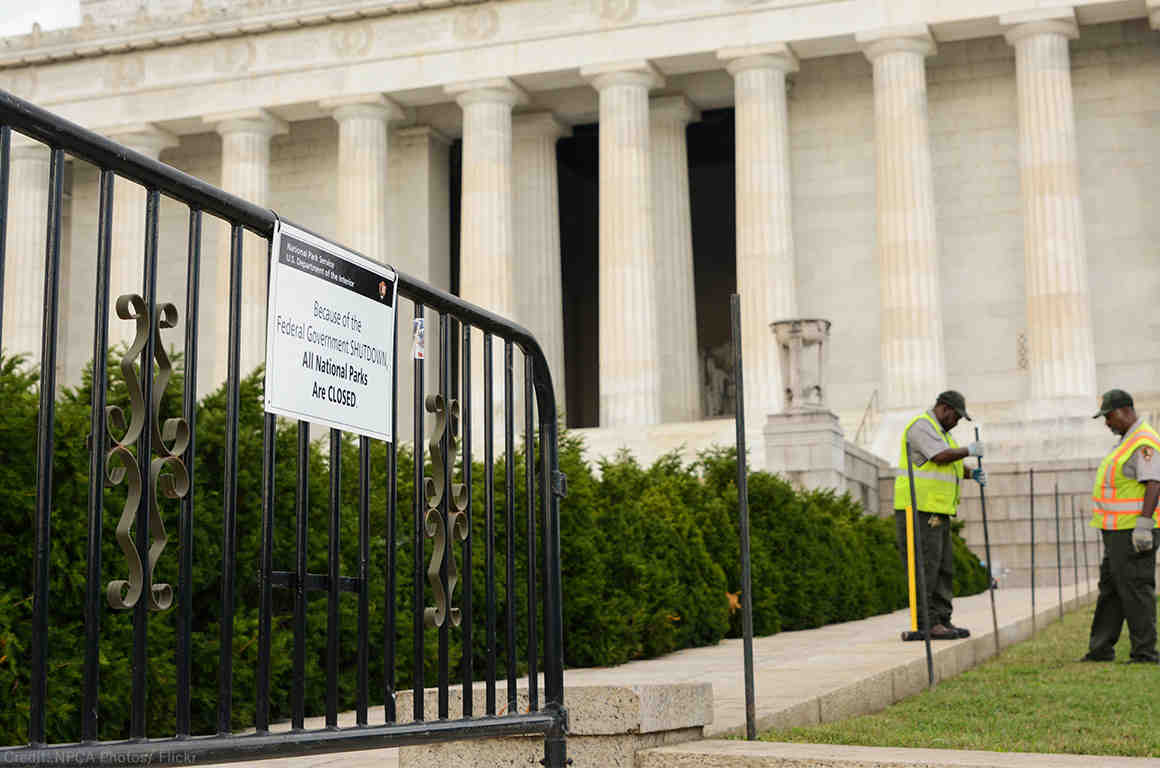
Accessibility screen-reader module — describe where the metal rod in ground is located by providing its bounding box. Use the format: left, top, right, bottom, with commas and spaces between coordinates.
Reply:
1082, 504, 1091, 586
904, 443, 935, 687
1070, 496, 1079, 600
1029, 468, 1036, 635
729, 294, 756, 741
1054, 482, 1063, 620
974, 427, 999, 655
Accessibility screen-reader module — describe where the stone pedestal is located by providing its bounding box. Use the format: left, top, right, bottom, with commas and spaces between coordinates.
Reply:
765, 410, 888, 515
398, 682, 711, 768
581, 60, 664, 428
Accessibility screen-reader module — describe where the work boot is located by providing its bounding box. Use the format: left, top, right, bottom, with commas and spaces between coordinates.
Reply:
944, 622, 970, 639
928, 624, 960, 640
1079, 653, 1113, 662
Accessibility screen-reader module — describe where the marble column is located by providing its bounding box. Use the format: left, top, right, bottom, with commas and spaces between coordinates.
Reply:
857, 27, 946, 411
1151, 0, 1160, 30
445, 79, 525, 440
389, 125, 452, 445
204, 109, 287, 386
1002, 10, 1096, 400
105, 124, 178, 347
513, 112, 568, 407
321, 94, 404, 263
580, 60, 664, 427
649, 96, 701, 423
4, 137, 51, 360
719, 44, 799, 425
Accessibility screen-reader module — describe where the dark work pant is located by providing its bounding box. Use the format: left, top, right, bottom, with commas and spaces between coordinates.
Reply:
1088, 528, 1158, 662
895, 509, 955, 628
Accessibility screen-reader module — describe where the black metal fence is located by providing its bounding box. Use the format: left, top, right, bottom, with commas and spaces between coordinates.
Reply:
0, 90, 566, 766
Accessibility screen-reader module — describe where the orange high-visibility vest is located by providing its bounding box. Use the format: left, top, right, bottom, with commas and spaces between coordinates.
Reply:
1090, 421, 1160, 531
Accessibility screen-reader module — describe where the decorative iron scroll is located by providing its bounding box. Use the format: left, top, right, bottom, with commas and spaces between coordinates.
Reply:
105, 294, 189, 612
423, 394, 469, 628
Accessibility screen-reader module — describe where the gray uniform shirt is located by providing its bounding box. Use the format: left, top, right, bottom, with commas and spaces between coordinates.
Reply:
905, 410, 957, 469
1120, 418, 1160, 483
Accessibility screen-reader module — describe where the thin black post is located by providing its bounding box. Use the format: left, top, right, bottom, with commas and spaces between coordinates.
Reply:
327, 428, 342, 728
133, 186, 161, 740
905, 436, 935, 687
1070, 496, 1079, 601
728, 295, 756, 741
504, 340, 517, 715
30, 146, 63, 746
217, 223, 244, 736
0, 125, 10, 342
412, 305, 425, 722
292, 421, 309, 730
357, 434, 371, 726
1076, 503, 1085, 591
82, 168, 114, 743
176, 206, 202, 738
1030, 468, 1036, 635
484, 333, 497, 716
524, 354, 538, 713
1054, 482, 1063, 619
438, 315, 451, 720
974, 427, 999, 655
461, 322, 473, 717
255, 411, 276, 733
384, 306, 399, 724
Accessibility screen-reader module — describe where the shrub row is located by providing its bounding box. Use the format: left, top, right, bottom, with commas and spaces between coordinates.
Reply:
0, 353, 987, 745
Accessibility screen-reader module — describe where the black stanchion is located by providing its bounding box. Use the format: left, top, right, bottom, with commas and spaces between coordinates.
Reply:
1054, 483, 1063, 620
974, 427, 999, 655
1030, 468, 1036, 636
729, 295, 757, 742
1071, 496, 1079, 600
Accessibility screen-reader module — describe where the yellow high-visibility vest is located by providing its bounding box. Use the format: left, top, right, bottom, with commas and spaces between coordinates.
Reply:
893, 412, 963, 516
1090, 421, 1160, 531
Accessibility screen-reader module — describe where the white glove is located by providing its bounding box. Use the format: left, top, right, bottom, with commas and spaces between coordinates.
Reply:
966, 441, 984, 457
1133, 517, 1155, 554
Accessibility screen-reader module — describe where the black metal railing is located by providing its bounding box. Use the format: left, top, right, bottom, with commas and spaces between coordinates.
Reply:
0, 89, 567, 767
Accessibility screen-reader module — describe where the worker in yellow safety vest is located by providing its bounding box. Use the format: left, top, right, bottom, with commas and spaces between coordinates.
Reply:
893, 391, 986, 640
1082, 389, 1160, 663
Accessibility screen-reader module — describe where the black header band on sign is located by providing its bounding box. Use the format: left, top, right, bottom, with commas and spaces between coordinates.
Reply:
279, 233, 396, 307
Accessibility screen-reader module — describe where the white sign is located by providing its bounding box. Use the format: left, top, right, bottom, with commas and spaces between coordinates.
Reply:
264, 221, 398, 442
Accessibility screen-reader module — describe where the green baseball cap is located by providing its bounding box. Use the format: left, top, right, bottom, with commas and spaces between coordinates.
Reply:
1093, 389, 1134, 419
936, 390, 971, 421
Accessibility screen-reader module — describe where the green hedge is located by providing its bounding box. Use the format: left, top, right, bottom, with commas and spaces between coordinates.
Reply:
0, 353, 987, 745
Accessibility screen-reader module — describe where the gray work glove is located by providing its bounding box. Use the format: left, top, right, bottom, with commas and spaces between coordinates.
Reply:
966, 441, 984, 457
1133, 517, 1155, 553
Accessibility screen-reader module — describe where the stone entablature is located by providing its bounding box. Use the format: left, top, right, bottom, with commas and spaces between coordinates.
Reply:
1, 0, 1151, 128
0, 0, 505, 70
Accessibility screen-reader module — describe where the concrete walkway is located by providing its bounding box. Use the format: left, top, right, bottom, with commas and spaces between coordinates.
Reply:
206, 579, 1117, 767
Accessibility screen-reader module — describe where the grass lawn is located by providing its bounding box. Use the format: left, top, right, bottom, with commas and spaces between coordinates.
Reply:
761, 599, 1160, 757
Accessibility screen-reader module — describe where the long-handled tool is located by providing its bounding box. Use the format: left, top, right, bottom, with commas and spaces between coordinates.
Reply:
975, 427, 999, 655
900, 433, 935, 688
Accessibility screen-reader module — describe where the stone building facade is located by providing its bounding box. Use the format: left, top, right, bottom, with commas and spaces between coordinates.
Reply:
0, 0, 1157, 479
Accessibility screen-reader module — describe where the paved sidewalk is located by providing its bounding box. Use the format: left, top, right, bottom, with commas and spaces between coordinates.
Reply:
206, 579, 1103, 767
